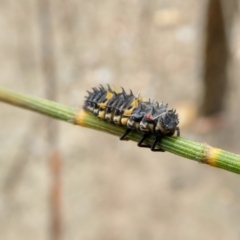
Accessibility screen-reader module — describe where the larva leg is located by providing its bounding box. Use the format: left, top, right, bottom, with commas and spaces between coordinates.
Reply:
137, 133, 151, 148
150, 137, 165, 152
176, 127, 180, 137
120, 129, 132, 140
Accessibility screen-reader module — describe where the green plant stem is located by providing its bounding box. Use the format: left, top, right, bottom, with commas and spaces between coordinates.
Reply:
0, 87, 76, 122
0, 87, 240, 174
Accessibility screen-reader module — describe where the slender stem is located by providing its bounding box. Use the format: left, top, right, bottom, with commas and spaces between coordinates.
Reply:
0, 87, 76, 122
76, 110, 240, 174
0, 87, 240, 174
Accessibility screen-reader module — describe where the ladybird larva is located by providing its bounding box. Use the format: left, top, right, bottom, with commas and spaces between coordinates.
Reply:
84, 85, 180, 151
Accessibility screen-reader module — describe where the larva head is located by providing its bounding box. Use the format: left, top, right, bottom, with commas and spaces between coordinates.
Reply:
157, 110, 179, 134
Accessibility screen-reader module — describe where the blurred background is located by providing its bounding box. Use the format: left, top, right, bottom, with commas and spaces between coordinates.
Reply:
0, 0, 240, 240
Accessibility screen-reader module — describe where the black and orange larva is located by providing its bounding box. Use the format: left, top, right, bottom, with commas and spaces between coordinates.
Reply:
84, 85, 180, 151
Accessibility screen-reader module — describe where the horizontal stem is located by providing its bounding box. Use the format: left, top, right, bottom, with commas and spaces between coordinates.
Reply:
0, 87, 76, 122
0, 86, 240, 174
76, 110, 240, 174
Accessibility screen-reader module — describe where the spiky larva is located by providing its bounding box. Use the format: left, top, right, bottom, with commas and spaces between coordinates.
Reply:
84, 85, 180, 152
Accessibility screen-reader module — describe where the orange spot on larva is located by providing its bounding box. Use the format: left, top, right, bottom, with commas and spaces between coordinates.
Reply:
146, 114, 152, 119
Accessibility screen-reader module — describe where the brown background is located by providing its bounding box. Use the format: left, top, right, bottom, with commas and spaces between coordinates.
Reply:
0, 1, 240, 240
